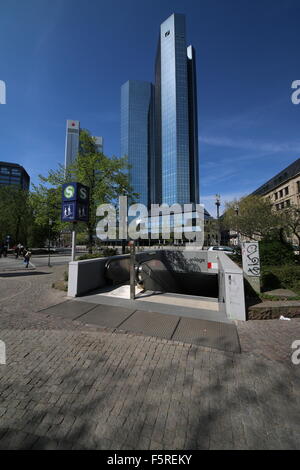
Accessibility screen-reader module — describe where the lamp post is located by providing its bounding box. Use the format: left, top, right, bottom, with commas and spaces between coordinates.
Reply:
234, 204, 240, 247
48, 218, 53, 267
215, 194, 221, 246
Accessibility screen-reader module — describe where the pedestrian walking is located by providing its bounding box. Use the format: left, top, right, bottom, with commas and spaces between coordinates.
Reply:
2, 244, 8, 257
23, 249, 32, 268
15, 243, 22, 259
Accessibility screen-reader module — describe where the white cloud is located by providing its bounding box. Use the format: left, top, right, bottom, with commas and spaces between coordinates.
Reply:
199, 135, 300, 154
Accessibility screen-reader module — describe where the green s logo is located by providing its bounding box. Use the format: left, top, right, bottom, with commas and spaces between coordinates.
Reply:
64, 185, 75, 199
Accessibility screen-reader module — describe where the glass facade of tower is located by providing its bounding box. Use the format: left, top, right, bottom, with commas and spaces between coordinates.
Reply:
121, 13, 199, 209
64, 120, 80, 169
160, 13, 191, 206
121, 80, 152, 208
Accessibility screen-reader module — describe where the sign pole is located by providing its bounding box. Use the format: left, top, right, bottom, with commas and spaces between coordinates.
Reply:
71, 222, 76, 261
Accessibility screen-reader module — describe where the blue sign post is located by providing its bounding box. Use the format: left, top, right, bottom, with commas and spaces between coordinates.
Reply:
61, 183, 90, 260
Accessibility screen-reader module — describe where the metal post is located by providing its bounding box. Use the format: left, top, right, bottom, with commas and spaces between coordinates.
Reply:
48, 219, 52, 267
215, 194, 221, 246
129, 241, 135, 300
71, 222, 76, 261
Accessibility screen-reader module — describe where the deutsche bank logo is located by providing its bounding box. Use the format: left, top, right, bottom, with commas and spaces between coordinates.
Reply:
0, 80, 6, 105
0, 340, 6, 365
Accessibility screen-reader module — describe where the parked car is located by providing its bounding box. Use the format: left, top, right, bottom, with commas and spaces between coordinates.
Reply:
208, 246, 236, 255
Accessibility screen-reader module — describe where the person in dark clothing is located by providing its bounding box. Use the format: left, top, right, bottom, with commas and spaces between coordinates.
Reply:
23, 249, 32, 268
2, 244, 8, 257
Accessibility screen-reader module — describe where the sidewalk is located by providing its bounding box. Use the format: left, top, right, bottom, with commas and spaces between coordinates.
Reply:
0, 255, 35, 271
0, 265, 299, 449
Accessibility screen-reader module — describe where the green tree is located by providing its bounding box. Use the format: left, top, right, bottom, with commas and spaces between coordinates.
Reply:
28, 186, 63, 247
35, 129, 136, 253
222, 195, 282, 240
281, 204, 300, 246
0, 185, 31, 245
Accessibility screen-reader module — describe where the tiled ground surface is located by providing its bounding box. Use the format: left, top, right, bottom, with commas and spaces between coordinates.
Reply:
0, 265, 299, 449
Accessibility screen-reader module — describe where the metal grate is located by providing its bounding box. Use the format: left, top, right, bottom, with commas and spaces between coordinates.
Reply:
172, 317, 241, 353
77, 304, 136, 329
118, 310, 180, 340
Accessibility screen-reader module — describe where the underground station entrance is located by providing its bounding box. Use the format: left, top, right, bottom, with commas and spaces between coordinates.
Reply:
43, 249, 243, 353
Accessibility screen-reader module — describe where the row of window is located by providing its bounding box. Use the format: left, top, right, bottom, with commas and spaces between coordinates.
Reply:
274, 186, 289, 199
275, 199, 291, 210
0, 167, 21, 176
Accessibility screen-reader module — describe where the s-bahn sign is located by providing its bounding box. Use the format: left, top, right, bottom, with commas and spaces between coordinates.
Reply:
242, 241, 260, 277
61, 182, 89, 223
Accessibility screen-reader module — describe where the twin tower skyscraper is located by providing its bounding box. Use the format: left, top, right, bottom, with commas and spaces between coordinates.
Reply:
121, 13, 199, 208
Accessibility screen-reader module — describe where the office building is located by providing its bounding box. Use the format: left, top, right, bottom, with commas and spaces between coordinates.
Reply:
157, 13, 199, 206
94, 136, 104, 153
64, 120, 104, 171
121, 80, 153, 207
252, 158, 300, 211
64, 120, 80, 169
0, 162, 30, 190
121, 13, 200, 208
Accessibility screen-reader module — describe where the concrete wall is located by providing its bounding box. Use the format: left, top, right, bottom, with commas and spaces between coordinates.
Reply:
68, 257, 109, 297
67, 250, 246, 322
218, 252, 246, 321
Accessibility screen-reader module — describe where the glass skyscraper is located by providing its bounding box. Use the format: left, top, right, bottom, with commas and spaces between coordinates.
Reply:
121, 80, 153, 207
64, 120, 80, 169
121, 13, 199, 208
64, 119, 104, 180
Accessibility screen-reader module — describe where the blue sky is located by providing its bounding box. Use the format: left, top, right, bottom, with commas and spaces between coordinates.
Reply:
0, 0, 299, 216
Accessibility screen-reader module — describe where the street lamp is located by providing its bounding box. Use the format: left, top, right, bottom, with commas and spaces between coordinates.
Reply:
215, 194, 221, 219
234, 204, 240, 247
48, 218, 53, 267
215, 194, 221, 246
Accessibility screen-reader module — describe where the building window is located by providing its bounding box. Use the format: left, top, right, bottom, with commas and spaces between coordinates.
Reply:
279, 189, 283, 198
274, 192, 278, 200
297, 181, 300, 193
275, 204, 280, 211
285, 186, 289, 195
286, 199, 291, 208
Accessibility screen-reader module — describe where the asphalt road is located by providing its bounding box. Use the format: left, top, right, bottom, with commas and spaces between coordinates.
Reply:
0, 255, 72, 270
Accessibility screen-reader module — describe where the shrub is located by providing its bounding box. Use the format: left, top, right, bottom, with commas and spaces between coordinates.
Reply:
77, 253, 104, 260
259, 239, 295, 266
63, 271, 68, 282
261, 265, 300, 293
102, 247, 118, 257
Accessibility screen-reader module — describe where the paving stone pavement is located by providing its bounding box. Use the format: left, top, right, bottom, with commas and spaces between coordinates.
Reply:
0, 265, 299, 450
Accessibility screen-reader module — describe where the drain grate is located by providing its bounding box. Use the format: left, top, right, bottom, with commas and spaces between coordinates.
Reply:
118, 310, 180, 340
172, 317, 240, 353
77, 304, 136, 329
41, 301, 97, 320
